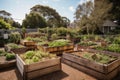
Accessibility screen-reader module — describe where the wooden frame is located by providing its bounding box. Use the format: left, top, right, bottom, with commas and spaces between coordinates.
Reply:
16, 54, 61, 80
0, 56, 16, 69
21, 40, 36, 46
4, 45, 28, 54
88, 49, 120, 72
37, 44, 74, 55
62, 51, 120, 80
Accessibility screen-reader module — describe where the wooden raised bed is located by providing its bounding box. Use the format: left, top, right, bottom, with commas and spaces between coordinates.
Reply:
21, 40, 36, 46
0, 56, 16, 69
4, 45, 28, 54
16, 54, 61, 80
62, 51, 120, 80
88, 49, 120, 72
37, 44, 74, 55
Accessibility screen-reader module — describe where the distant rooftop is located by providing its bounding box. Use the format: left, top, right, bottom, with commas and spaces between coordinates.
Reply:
0, 10, 11, 16
103, 20, 118, 27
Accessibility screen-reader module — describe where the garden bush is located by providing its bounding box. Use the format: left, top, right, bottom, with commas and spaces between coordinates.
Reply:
49, 39, 70, 47
51, 33, 58, 40
107, 44, 120, 53
20, 50, 57, 64
6, 43, 24, 49
9, 32, 21, 43
113, 37, 120, 44
57, 27, 67, 36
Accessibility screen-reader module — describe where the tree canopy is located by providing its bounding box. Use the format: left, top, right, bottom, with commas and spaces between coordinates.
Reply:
30, 5, 67, 27
109, 0, 120, 24
0, 18, 12, 29
22, 12, 47, 28
61, 17, 70, 27
75, 0, 112, 34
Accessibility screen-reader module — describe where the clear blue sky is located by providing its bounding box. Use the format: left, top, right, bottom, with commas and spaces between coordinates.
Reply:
0, 0, 89, 24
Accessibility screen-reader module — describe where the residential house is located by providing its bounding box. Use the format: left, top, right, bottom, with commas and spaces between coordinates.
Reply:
0, 10, 11, 19
101, 20, 118, 34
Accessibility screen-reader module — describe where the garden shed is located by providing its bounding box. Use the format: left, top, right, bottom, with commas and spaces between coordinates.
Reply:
102, 20, 118, 34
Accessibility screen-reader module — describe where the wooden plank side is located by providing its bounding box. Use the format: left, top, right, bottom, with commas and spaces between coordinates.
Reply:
63, 59, 119, 80
105, 59, 120, 73
87, 49, 120, 72
43, 45, 74, 53
88, 49, 120, 57
27, 64, 61, 80
16, 54, 25, 76
63, 53, 105, 73
27, 57, 61, 72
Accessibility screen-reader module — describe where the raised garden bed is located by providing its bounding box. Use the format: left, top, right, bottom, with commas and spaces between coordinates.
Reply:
21, 40, 36, 46
0, 56, 16, 69
16, 50, 61, 80
37, 44, 74, 54
88, 49, 120, 72
4, 43, 28, 54
77, 41, 101, 50
37, 39, 74, 55
62, 50, 120, 80
0, 50, 16, 69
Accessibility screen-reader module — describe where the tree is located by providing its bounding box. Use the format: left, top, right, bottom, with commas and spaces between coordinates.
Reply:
74, 1, 94, 34
22, 12, 47, 28
31, 5, 63, 27
12, 21, 21, 28
90, 0, 112, 34
75, 0, 112, 34
1, 17, 21, 28
61, 17, 70, 27
109, 0, 120, 24
0, 18, 12, 29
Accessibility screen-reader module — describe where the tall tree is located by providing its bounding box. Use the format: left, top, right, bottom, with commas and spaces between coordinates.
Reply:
75, 1, 94, 34
62, 17, 70, 27
31, 5, 63, 27
75, 0, 112, 34
0, 18, 12, 29
22, 12, 47, 28
109, 0, 120, 24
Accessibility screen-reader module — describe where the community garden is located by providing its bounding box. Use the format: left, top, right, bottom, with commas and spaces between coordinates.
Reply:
0, 27, 120, 80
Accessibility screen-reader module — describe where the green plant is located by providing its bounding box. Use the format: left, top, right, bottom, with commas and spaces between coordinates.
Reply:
113, 37, 120, 44
32, 38, 42, 42
79, 41, 97, 46
51, 33, 58, 40
0, 18, 13, 29
6, 53, 15, 60
83, 52, 117, 64
107, 44, 120, 53
20, 50, 57, 64
6, 43, 24, 49
0, 50, 6, 56
9, 32, 21, 43
40, 36, 47, 41
48, 39, 70, 47
24, 51, 34, 59
57, 27, 67, 36
25, 37, 33, 41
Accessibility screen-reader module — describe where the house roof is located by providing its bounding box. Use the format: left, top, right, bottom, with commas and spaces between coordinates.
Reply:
103, 20, 118, 27
0, 10, 11, 16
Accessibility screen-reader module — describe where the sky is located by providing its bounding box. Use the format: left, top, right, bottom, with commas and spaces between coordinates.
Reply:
0, 0, 90, 24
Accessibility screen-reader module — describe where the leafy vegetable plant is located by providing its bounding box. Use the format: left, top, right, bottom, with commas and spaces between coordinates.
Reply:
48, 39, 70, 47
20, 50, 57, 64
